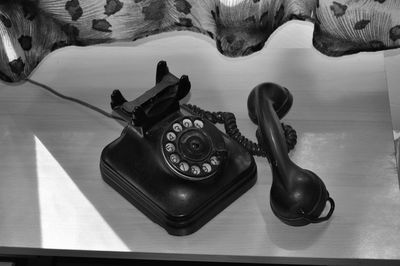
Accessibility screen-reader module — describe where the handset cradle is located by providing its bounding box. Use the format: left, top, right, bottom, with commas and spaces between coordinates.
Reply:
110, 61, 190, 131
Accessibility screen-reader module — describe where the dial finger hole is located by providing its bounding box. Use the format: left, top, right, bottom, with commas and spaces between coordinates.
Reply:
194, 119, 204, 129
179, 161, 189, 172
210, 156, 220, 166
170, 154, 180, 163
182, 119, 193, 128
165, 143, 176, 153
166, 132, 176, 141
202, 163, 212, 173
173, 123, 183, 132
191, 165, 201, 175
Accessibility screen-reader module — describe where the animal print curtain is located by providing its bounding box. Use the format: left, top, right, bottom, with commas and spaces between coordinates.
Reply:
0, 0, 399, 82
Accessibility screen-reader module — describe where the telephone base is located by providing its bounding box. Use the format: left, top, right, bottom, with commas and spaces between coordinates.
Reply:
100, 61, 258, 235
100, 154, 256, 236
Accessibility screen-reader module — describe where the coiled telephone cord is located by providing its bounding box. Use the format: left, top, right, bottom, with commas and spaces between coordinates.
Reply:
183, 104, 297, 157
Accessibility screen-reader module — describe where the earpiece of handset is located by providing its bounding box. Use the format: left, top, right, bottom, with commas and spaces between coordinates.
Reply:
247, 83, 334, 226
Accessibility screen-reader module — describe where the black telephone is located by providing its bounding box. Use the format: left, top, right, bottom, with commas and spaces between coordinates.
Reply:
100, 61, 334, 236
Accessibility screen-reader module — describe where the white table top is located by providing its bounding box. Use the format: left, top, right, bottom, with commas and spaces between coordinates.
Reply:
0, 32, 399, 265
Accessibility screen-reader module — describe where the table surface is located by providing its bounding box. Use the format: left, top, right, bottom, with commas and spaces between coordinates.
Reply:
0, 32, 399, 266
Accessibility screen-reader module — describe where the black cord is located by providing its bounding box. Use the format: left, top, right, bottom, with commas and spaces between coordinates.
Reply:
183, 103, 297, 157
26, 79, 126, 123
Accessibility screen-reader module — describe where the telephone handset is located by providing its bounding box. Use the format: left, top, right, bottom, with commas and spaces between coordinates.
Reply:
100, 61, 334, 235
248, 84, 335, 226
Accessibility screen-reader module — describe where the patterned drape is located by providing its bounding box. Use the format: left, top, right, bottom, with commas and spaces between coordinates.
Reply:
0, 0, 399, 82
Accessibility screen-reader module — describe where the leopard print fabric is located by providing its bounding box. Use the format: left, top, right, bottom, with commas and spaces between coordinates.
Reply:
0, 0, 399, 83
314, 0, 400, 56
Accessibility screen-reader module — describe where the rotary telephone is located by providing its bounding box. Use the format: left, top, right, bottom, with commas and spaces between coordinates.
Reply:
100, 61, 334, 236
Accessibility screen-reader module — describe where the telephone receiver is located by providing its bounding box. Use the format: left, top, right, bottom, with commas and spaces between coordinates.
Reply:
248, 83, 335, 226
